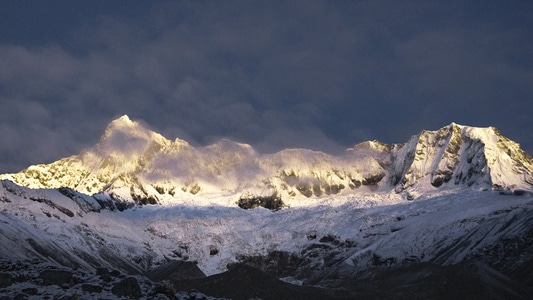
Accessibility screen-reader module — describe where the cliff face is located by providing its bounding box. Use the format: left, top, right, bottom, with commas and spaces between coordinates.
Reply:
1, 117, 532, 205
390, 123, 533, 197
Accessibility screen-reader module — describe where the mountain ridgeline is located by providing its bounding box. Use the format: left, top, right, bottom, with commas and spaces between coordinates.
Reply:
1, 116, 533, 298
2, 116, 532, 208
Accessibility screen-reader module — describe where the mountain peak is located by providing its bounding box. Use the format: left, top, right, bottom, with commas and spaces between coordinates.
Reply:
1, 118, 531, 201
350, 140, 392, 153
114, 114, 133, 125
103, 115, 138, 136
100, 115, 168, 145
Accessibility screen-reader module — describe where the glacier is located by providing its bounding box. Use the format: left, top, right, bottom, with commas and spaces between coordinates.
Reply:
0, 115, 532, 299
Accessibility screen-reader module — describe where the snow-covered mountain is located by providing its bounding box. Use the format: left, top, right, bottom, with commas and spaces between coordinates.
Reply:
1, 115, 532, 298
2, 115, 532, 207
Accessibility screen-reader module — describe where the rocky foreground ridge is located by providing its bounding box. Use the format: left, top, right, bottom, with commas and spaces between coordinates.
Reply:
1, 115, 532, 208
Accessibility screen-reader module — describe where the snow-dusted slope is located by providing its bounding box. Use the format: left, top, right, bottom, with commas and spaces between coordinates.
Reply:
1, 117, 533, 297
390, 123, 533, 198
1, 178, 532, 280
1, 116, 531, 207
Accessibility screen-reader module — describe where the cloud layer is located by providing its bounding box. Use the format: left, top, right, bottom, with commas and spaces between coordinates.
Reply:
1, 0, 532, 172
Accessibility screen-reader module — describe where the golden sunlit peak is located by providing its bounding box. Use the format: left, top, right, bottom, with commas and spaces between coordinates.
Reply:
114, 114, 133, 125
100, 115, 139, 141
105, 115, 138, 132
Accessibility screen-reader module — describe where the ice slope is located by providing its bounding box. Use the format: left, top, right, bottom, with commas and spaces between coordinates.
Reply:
1, 116, 532, 208
1, 178, 532, 278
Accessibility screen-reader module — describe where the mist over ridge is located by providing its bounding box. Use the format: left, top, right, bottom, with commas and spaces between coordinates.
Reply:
1, 115, 531, 208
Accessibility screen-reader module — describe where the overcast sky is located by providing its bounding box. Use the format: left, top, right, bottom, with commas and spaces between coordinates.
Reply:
1, 0, 532, 172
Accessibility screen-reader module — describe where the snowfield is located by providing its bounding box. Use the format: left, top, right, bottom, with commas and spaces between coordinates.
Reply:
1, 116, 532, 298
1, 179, 531, 278
1, 180, 532, 298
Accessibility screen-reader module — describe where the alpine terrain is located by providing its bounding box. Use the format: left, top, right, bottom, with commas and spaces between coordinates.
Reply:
0, 115, 532, 299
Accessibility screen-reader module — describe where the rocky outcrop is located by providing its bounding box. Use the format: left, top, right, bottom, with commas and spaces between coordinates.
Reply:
111, 277, 142, 298
237, 193, 285, 210
146, 260, 206, 282
39, 269, 75, 286
0, 272, 12, 288
0, 260, 212, 299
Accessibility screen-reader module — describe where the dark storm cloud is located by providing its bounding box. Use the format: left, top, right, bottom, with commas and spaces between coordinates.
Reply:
1, 0, 532, 172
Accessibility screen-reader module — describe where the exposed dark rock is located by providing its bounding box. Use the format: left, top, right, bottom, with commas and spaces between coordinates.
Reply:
28, 197, 74, 217
133, 195, 159, 205
302, 243, 332, 252
324, 183, 344, 195
131, 186, 159, 205
99, 274, 113, 282
39, 269, 74, 286
372, 254, 396, 266
319, 234, 340, 244
431, 170, 453, 187
21, 287, 37, 295
362, 173, 385, 185
312, 183, 322, 197
296, 183, 313, 198
108, 193, 135, 211
58, 187, 100, 213
189, 184, 201, 195
349, 178, 362, 189
13, 294, 29, 300
151, 280, 177, 299
209, 247, 219, 256
171, 264, 335, 300
94, 199, 110, 210
54, 293, 78, 300
146, 260, 206, 282
152, 184, 165, 195
231, 251, 303, 278
469, 222, 533, 287
111, 276, 142, 298
81, 283, 102, 293
95, 267, 108, 276
237, 193, 285, 210
0, 272, 12, 288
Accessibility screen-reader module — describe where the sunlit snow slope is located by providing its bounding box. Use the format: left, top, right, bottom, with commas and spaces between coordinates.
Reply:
0, 116, 533, 294
1, 115, 532, 207
1, 179, 532, 278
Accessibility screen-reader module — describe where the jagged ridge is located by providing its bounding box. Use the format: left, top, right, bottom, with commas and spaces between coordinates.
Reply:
1, 116, 532, 207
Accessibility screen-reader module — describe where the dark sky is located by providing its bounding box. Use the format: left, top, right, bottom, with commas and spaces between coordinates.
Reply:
1, 0, 532, 172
